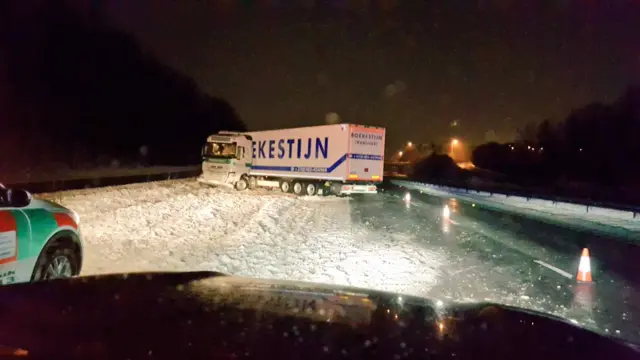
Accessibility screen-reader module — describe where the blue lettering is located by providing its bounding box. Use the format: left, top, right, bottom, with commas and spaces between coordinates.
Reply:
277, 139, 285, 159
253, 137, 331, 160
268, 140, 275, 158
287, 139, 295, 158
351, 133, 383, 141
316, 137, 328, 158
304, 138, 312, 159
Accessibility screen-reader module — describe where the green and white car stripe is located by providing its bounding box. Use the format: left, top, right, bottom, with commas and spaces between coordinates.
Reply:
0, 198, 81, 285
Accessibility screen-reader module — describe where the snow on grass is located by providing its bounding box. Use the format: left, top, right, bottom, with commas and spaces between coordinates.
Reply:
40, 179, 446, 296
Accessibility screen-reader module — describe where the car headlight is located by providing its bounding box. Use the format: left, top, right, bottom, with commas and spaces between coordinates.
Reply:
70, 210, 80, 225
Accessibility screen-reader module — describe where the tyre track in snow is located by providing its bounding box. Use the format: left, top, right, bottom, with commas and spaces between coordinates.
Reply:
42, 180, 640, 345
213, 194, 359, 281
46, 179, 448, 296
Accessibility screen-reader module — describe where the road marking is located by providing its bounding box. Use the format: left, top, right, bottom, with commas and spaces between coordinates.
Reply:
534, 260, 573, 279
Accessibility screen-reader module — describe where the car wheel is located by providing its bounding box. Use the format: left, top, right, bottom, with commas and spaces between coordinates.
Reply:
31, 247, 79, 282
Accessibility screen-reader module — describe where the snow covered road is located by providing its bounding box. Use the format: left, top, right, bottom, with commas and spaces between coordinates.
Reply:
42, 179, 445, 296
41, 179, 640, 345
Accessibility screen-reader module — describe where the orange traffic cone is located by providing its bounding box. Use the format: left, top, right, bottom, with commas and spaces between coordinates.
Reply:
576, 248, 592, 282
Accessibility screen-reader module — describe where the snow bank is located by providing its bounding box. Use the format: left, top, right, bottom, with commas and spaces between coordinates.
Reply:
41, 179, 446, 296
393, 180, 640, 241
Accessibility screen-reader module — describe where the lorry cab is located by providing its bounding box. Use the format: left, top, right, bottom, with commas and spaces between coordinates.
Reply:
198, 133, 253, 189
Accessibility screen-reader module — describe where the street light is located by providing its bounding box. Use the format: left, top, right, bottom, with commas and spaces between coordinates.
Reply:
450, 138, 459, 157
398, 151, 403, 157
407, 141, 413, 147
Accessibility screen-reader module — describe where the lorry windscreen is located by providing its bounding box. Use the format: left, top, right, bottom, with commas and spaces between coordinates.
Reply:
204, 142, 237, 159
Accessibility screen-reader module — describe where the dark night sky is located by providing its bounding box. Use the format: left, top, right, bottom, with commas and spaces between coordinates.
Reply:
99, 0, 639, 151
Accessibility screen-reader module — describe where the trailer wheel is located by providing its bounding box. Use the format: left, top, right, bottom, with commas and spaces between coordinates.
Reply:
235, 177, 249, 191
305, 183, 317, 196
248, 176, 257, 190
280, 181, 291, 193
292, 181, 304, 196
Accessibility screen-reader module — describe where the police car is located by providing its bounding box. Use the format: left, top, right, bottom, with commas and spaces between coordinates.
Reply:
0, 184, 82, 285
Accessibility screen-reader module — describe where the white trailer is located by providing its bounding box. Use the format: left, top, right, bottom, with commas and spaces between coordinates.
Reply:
197, 124, 385, 195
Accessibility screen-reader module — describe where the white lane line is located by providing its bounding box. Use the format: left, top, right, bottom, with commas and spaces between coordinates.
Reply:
534, 260, 573, 279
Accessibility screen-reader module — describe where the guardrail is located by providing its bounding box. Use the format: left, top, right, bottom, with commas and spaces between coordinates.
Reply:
392, 180, 640, 221
388, 176, 640, 213
5, 166, 201, 194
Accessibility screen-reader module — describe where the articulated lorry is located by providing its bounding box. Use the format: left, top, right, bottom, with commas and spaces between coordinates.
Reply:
197, 124, 385, 195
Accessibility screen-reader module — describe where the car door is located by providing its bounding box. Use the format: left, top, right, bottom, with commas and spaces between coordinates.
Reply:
0, 206, 31, 285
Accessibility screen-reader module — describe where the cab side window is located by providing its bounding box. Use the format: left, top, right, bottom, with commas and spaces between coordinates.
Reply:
237, 146, 245, 159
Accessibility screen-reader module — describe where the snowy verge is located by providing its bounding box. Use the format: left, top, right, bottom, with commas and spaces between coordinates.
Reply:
40, 179, 446, 297
393, 180, 640, 241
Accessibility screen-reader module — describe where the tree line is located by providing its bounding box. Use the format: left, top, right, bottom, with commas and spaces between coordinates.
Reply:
472, 86, 640, 189
0, 1, 246, 182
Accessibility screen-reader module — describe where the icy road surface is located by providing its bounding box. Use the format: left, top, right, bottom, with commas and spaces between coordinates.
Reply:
43, 179, 640, 345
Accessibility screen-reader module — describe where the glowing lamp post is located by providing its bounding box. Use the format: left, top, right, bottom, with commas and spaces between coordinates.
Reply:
449, 138, 459, 158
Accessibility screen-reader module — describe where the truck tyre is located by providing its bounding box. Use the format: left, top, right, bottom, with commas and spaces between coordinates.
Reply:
280, 181, 291, 193
235, 177, 249, 191
292, 181, 304, 196
305, 183, 317, 196
248, 176, 257, 190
